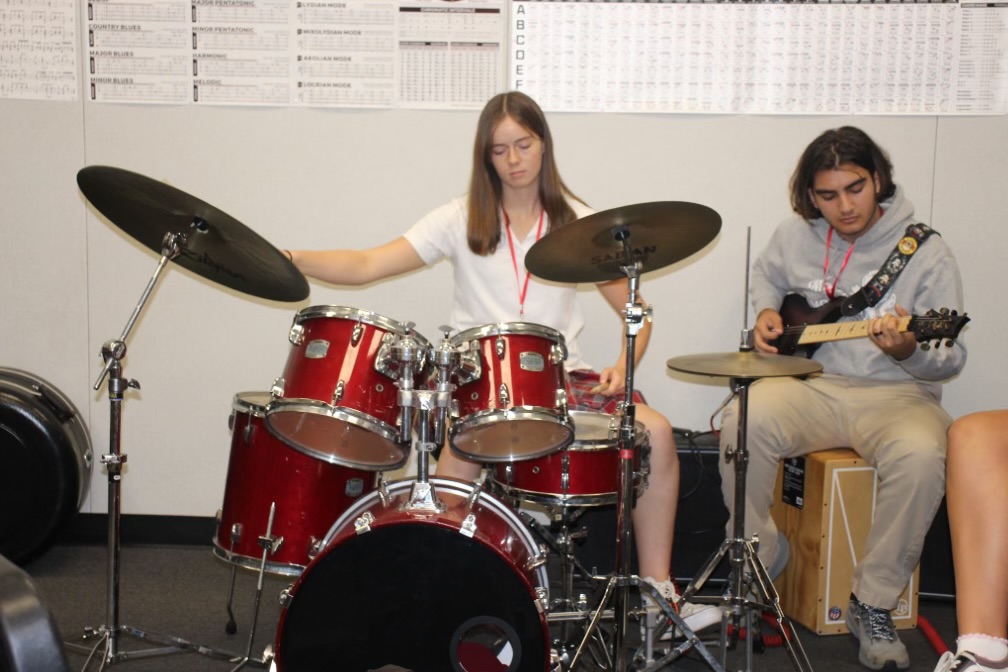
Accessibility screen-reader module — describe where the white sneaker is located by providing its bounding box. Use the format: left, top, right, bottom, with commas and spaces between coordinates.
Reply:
641, 576, 722, 642
933, 650, 1008, 672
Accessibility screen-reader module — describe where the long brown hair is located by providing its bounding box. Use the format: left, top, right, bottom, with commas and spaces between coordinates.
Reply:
466, 91, 585, 255
789, 126, 896, 221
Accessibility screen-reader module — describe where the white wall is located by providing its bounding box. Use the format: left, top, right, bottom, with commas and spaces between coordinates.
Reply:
2, 96, 1004, 518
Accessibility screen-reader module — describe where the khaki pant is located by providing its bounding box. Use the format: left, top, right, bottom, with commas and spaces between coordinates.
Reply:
718, 373, 951, 610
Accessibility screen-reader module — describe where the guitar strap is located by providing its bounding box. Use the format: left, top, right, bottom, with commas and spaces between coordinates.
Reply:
839, 223, 936, 317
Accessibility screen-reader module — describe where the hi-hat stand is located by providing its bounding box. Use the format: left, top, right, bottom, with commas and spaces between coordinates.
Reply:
66, 234, 248, 670
670, 347, 819, 672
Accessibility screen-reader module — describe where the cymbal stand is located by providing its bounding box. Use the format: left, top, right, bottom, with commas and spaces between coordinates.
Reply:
568, 254, 722, 672
68, 232, 243, 669
680, 372, 813, 672
399, 328, 453, 510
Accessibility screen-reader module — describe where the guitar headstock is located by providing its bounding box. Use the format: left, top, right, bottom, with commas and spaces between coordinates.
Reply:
910, 309, 970, 349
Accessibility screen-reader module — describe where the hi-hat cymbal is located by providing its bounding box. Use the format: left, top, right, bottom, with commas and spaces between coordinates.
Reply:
525, 201, 721, 283
666, 351, 823, 379
77, 166, 309, 302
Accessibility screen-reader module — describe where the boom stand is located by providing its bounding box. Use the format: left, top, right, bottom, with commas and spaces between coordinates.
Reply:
67, 233, 244, 670
681, 374, 813, 672
569, 259, 722, 672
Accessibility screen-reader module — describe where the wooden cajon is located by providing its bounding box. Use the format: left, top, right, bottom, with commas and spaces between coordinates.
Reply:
770, 448, 919, 635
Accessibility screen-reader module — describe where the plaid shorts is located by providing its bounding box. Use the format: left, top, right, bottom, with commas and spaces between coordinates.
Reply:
566, 369, 647, 415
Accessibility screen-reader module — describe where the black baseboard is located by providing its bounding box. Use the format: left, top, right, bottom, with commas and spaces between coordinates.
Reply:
63, 513, 217, 547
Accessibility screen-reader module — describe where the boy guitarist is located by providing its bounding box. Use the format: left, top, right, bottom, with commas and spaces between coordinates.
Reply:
718, 126, 967, 671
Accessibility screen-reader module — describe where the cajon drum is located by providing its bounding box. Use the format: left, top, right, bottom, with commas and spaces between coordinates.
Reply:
770, 448, 919, 635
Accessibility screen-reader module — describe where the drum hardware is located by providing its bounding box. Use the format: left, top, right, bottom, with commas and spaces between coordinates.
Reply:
272, 478, 552, 671
525, 201, 724, 671
264, 306, 428, 472
668, 350, 822, 672
66, 235, 253, 668
68, 166, 308, 669
448, 322, 574, 463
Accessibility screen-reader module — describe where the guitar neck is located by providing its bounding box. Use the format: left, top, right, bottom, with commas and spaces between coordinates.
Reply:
796, 315, 913, 346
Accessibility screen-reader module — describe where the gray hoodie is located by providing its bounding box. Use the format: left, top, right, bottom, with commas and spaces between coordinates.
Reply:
750, 185, 967, 398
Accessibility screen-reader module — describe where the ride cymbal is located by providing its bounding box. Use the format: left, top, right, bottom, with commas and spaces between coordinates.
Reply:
77, 165, 309, 302
525, 201, 721, 283
666, 351, 823, 379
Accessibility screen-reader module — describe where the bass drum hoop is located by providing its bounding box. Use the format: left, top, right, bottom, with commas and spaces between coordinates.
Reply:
275, 477, 550, 672
0, 367, 93, 563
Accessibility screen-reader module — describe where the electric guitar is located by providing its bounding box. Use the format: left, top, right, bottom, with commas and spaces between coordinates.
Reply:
770, 293, 970, 358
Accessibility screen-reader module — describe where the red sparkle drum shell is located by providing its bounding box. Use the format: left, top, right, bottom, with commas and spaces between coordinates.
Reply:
273, 477, 551, 672
490, 410, 651, 507
449, 322, 573, 463
213, 392, 377, 576
265, 306, 430, 471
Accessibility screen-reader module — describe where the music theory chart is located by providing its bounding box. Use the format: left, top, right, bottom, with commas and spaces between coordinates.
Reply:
2, 0, 1005, 113
0, 0, 77, 101
509, 0, 1007, 115
76, 0, 507, 108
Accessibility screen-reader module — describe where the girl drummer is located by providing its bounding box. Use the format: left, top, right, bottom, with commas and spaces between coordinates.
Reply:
286, 91, 716, 633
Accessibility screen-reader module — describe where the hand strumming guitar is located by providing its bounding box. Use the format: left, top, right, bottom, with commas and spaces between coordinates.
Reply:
753, 307, 785, 354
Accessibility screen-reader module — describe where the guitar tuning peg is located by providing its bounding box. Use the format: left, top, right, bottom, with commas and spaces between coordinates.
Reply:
944, 339, 956, 348
921, 342, 931, 351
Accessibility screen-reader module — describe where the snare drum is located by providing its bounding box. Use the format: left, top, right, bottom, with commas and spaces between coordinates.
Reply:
213, 392, 377, 576
490, 410, 651, 507
265, 306, 430, 471
273, 477, 550, 672
449, 322, 573, 462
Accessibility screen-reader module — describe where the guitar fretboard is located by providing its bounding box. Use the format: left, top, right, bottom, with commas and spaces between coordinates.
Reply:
796, 316, 914, 345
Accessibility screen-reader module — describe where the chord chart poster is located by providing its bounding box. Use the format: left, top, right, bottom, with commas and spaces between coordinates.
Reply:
509, 0, 1008, 114
1, 0, 1005, 113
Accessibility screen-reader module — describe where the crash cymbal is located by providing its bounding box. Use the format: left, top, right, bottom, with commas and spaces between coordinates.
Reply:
77, 165, 309, 302
525, 201, 721, 283
666, 351, 823, 379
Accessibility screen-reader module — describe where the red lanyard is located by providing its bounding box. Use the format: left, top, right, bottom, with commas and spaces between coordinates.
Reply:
823, 227, 855, 301
503, 208, 545, 317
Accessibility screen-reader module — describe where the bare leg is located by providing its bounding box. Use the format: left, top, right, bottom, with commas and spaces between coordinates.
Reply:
947, 410, 1008, 639
632, 404, 678, 582
433, 443, 483, 481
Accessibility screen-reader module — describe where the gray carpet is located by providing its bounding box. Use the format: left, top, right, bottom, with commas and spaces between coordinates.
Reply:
19, 541, 958, 672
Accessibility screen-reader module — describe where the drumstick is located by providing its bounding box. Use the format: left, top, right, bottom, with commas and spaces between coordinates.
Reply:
589, 384, 606, 394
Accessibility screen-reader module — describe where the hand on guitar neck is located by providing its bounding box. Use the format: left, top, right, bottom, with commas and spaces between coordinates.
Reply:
755, 294, 969, 359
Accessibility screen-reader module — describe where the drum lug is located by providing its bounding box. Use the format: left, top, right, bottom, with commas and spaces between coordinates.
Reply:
288, 322, 304, 346
560, 452, 570, 493
455, 343, 481, 386
528, 545, 548, 571
550, 342, 567, 365
354, 511, 376, 534
270, 377, 285, 399
374, 333, 399, 380
534, 586, 550, 614
555, 388, 568, 412
498, 383, 510, 408
495, 333, 506, 360
230, 522, 243, 545
377, 477, 392, 507
278, 585, 293, 609
331, 380, 345, 405
351, 320, 364, 346
306, 536, 323, 561
460, 513, 477, 538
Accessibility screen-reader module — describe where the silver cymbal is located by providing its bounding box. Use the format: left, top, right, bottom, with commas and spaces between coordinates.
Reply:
666, 351, 823, 379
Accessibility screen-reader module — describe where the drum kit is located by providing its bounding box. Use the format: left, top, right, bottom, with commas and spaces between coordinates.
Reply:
68, 165, 820, 672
